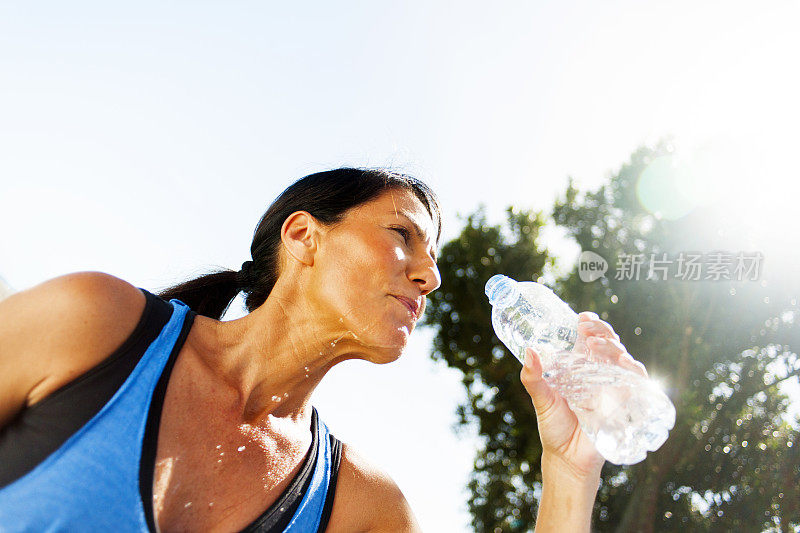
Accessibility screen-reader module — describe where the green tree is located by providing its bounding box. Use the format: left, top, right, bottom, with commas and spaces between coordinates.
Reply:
424, 207, 551, 531
425, 144, 800, 532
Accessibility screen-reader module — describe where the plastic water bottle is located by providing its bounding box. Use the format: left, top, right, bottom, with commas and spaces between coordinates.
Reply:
485, 274, 676, 465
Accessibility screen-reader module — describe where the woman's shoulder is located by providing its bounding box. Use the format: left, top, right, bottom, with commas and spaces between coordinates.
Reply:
0, 271, 146, 427
325, 442, 422, 532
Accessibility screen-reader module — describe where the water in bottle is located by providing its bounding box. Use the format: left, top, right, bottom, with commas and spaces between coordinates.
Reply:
485, 274, 676, 465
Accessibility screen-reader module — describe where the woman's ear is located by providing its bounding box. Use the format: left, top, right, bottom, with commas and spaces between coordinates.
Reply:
280, 211, 319, 266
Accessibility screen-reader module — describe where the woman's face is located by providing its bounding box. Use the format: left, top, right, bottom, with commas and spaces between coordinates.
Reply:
308, 188, 441, 361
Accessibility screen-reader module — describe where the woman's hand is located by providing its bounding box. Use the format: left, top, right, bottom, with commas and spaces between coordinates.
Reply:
519, 311, 649, 531
520, 311, 648, 473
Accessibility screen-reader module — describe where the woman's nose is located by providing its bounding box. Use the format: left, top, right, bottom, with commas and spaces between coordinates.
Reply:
410, 254, 441, 295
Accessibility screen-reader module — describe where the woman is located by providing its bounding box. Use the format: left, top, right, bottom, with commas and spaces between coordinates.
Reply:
0, 168, 646, 531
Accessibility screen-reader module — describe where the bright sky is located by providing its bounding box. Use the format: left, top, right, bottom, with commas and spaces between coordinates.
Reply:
2, 2, 798, 530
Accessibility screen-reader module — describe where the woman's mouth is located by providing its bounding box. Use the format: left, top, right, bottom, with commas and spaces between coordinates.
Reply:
392, 295, 420, 319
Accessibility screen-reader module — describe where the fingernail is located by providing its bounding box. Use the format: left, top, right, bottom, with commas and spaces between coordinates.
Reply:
524, 350, 533, 367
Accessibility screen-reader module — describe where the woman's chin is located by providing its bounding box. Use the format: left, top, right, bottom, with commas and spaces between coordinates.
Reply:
364, 332, 410, 364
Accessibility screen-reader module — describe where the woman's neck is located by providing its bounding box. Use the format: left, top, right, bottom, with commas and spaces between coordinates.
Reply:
185, 289, 362, 425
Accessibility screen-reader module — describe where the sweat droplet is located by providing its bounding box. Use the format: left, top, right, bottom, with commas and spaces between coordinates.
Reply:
238, 446, 246, 452
184, 502, 192, 508
215, 444, 221, 449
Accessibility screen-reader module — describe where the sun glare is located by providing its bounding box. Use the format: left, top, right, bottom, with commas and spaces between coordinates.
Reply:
635, 134, 795, 258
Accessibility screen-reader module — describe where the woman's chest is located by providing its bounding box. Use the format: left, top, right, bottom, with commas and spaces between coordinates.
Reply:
151, 359, 313, 531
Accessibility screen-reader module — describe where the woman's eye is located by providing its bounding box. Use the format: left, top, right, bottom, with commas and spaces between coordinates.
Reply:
391, 226, 411, 244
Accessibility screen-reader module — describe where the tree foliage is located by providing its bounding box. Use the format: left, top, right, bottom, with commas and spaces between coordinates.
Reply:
424, 144, 800, 532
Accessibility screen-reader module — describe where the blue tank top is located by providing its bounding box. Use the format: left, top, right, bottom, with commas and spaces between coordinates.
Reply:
0, 297, 340, 532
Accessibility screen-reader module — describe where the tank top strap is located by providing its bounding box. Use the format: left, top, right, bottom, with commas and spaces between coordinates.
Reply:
282, 407, 334, 533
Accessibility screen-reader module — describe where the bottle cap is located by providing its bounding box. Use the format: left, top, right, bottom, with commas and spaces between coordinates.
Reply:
485, 274, 519, 308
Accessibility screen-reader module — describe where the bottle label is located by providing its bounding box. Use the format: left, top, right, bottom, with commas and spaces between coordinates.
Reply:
556, 326, 577, 347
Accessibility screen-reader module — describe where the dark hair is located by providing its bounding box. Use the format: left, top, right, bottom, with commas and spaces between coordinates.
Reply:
158, 168, 441, 319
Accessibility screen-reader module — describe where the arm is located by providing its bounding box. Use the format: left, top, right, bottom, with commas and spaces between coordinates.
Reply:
520, 312, 647, 532
0, 271, 146, 428
534, 453, 601, 532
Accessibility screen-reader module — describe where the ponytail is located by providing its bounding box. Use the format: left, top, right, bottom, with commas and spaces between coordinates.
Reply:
157, 266, 247, 319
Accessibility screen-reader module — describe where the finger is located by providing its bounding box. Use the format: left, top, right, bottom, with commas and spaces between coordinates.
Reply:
586, 336, 627, 364
587, 335, 626, 355
629, 358, 648, 378
519, 348, 559, 418
614, 354, 648, 378
578, 311, 599, 322
586, 337, 648, 377
578, 319, 620, 341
